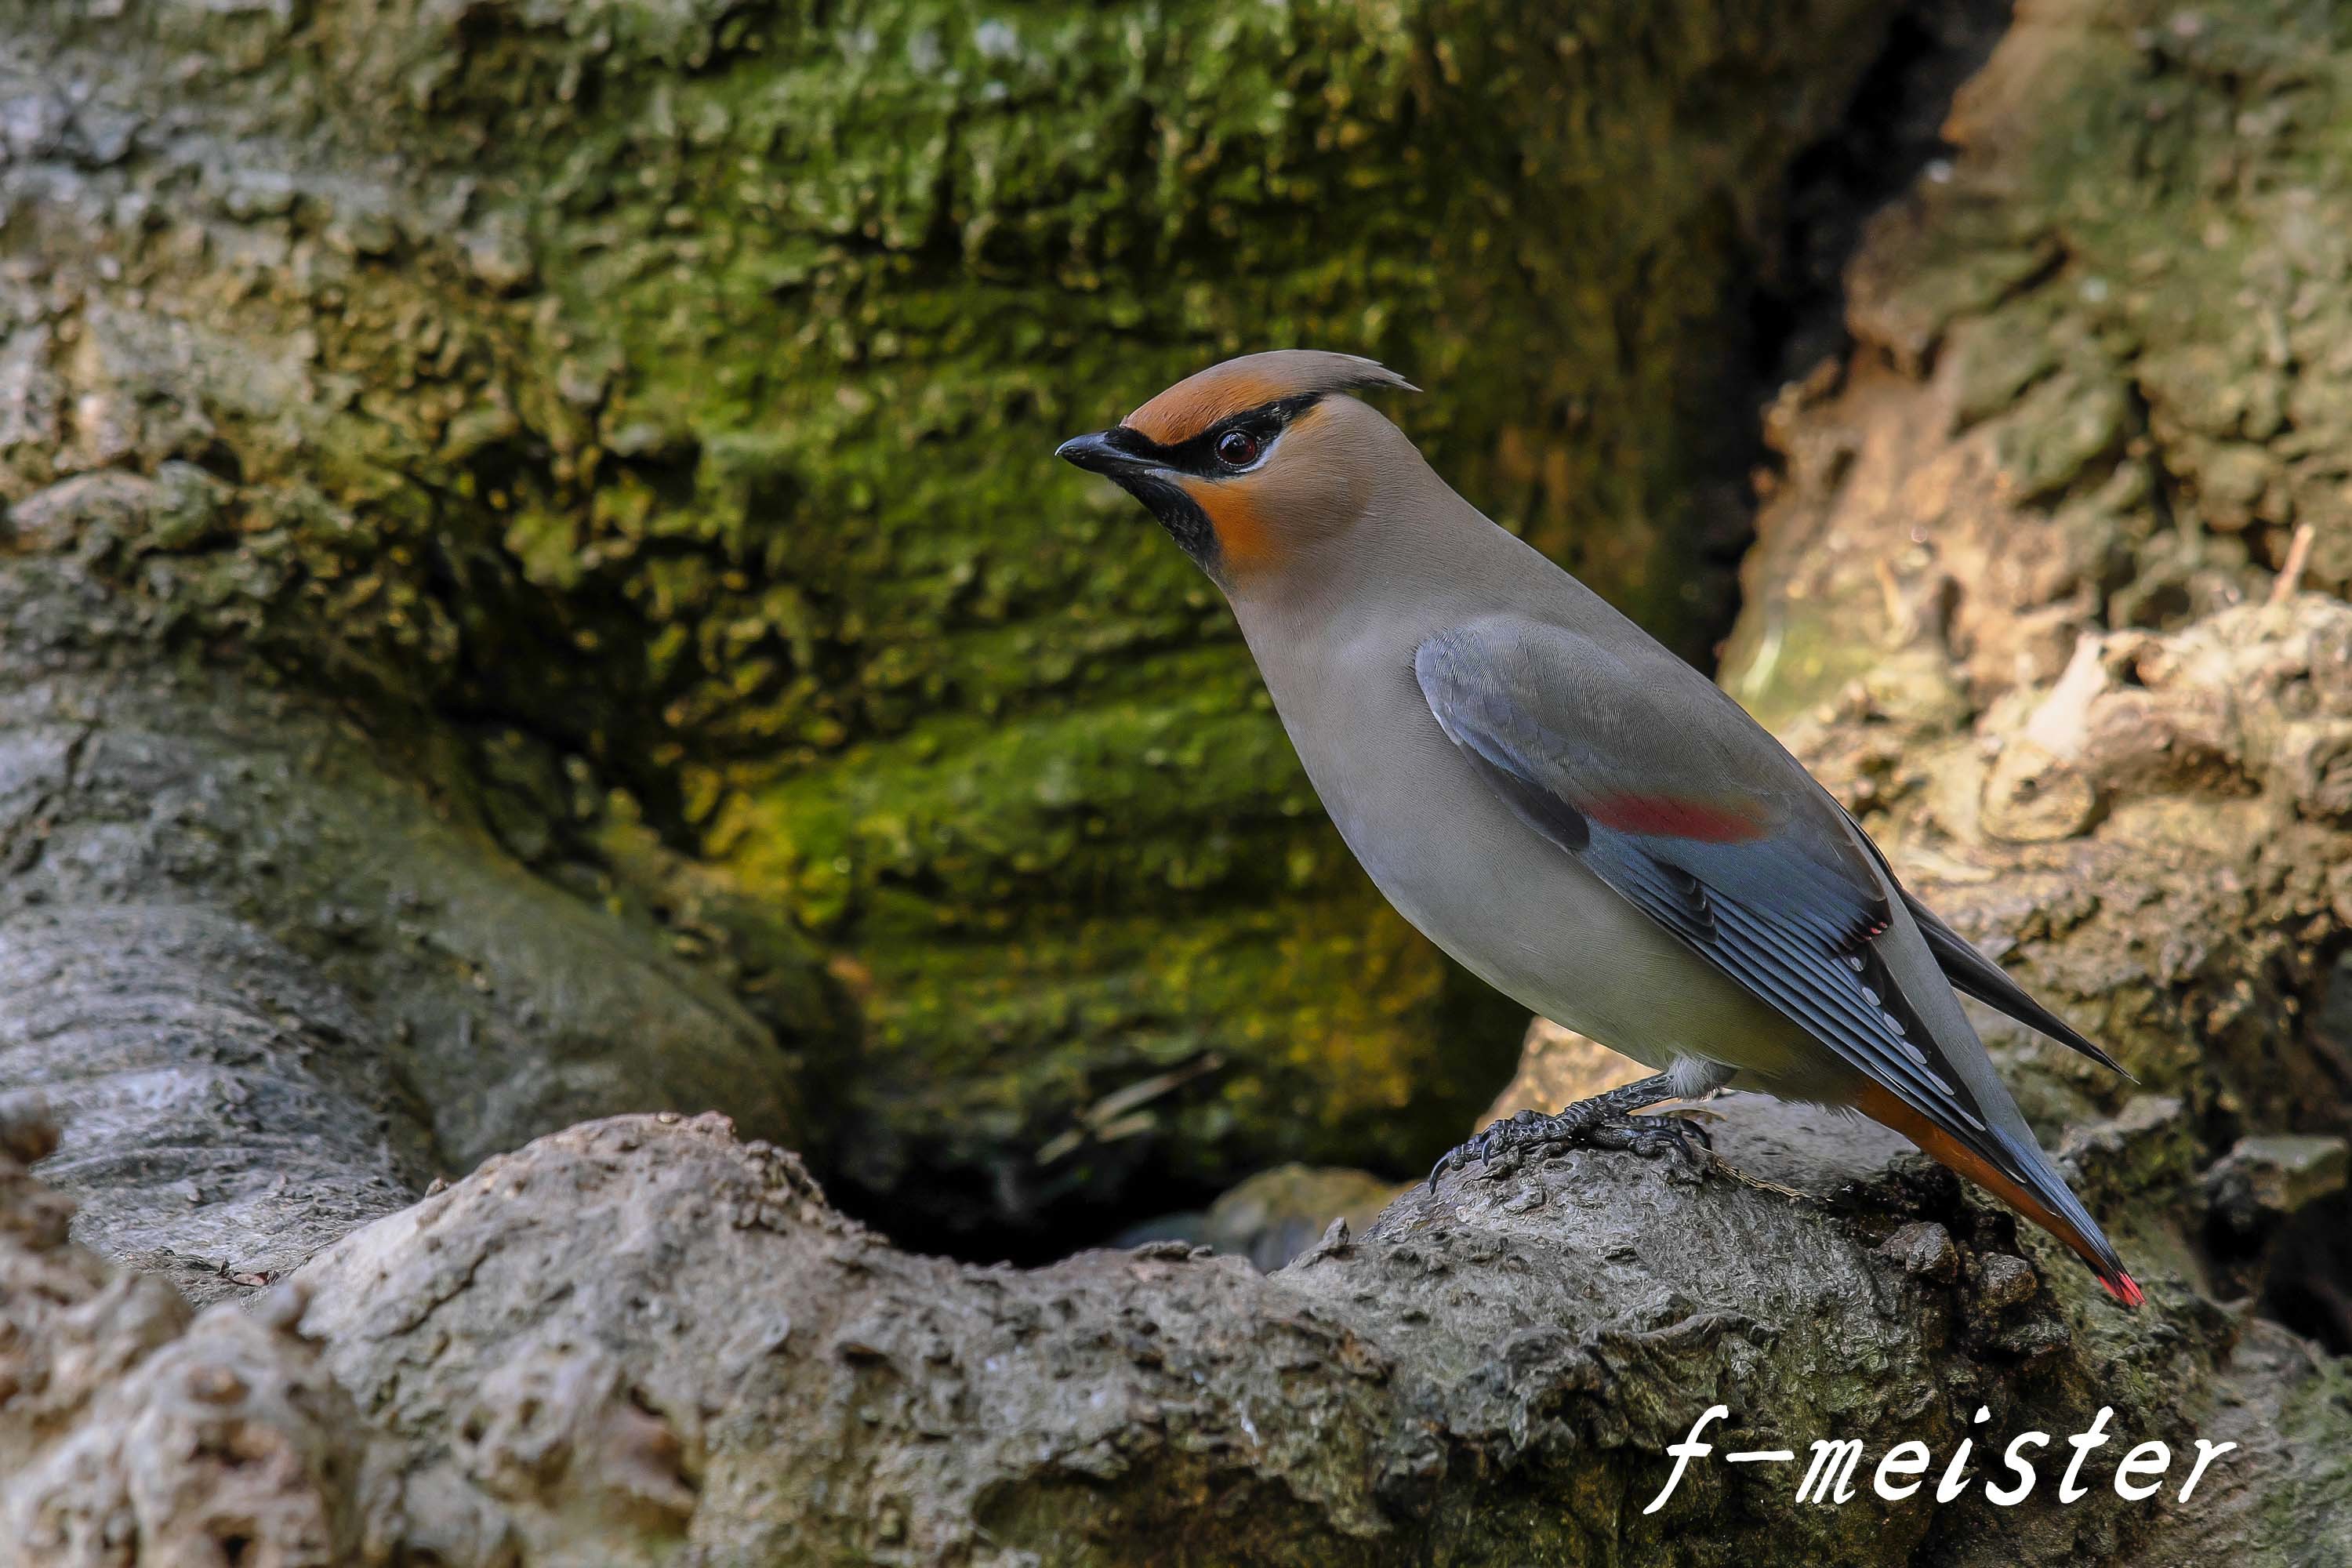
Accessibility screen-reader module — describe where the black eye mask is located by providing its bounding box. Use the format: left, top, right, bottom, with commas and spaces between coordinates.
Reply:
1061, 392, 1323, 571
1103, 392, 1323, 479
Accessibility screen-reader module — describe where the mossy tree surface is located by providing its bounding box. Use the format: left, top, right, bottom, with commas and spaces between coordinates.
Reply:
6, 1, 2352, 1561
1715, 0, 2352, 1168
4, 0, 1894, 1240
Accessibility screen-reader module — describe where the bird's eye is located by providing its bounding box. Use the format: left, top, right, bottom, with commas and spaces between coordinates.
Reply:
1214, 429, 1261, 467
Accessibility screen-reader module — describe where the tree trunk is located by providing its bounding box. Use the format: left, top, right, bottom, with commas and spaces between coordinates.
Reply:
1, 0, 1903, 1249
5, 0, 2352, 1563
0, 554, 808, 1304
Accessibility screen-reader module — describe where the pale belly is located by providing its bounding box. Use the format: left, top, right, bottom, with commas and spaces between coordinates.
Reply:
1293, 685, 1834, 1098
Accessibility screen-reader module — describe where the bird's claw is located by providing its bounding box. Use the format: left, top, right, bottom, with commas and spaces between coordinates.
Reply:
1583, 1109, 1713, 1163
1426, 1108, 1541, 1189
1425, 1105, 1710, 1191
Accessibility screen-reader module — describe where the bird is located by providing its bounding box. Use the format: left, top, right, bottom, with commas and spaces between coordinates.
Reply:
1057, 349, 2142, 1307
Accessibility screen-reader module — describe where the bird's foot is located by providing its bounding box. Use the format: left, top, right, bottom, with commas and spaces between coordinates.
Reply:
1425, 1099, 1711, 1189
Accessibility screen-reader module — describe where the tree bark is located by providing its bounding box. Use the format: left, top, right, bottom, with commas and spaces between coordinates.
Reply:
5, 1094, 2347, 1566
5, 0, 2352, 1563
0, 554, 805, 1304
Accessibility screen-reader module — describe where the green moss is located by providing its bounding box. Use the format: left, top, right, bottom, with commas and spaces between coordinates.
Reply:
1992, 368, 2130, 502
502, 1, 1886, 1223
2263, 1351, 2352, 1554
45, 0, 1893, 1234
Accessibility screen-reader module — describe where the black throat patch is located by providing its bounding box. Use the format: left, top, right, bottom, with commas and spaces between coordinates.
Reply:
1107, 466, 1220, 565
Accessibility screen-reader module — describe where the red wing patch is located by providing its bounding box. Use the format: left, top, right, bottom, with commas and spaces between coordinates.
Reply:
1583, 793, 1769, 843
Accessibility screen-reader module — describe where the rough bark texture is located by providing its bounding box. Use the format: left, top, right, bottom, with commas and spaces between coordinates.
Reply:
0, 555, 806, 1306
1713, 0, 2352, 1341
5, 0, 2352, 1563
5, 1097, 2347, 1566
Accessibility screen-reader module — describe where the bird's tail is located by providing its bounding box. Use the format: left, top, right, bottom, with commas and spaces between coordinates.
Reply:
1855, 1085, 2143, 1307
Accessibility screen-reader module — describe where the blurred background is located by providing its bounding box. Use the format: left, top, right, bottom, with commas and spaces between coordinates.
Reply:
10, 0, 2349, 1282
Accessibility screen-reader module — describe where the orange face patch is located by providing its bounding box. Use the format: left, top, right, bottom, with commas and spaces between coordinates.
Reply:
1178, 477, 1282, 575
1126, 367, 1288, 445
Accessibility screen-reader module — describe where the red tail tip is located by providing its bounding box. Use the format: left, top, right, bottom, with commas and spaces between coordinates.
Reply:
2100, 1270, 2145, 1308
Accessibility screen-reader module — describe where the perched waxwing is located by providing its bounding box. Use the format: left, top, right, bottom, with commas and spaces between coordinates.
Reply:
1058, 350, 2142, 1305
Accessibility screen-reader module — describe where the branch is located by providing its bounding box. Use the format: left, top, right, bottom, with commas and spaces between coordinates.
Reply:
8, 1099, 2344, 1565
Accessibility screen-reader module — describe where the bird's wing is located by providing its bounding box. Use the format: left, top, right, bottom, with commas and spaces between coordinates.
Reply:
1900, 887, 2129, 1076
1414, 615, 2005, 1149
1415, 614, 2138, 1302
1820, 792, 2125, 1076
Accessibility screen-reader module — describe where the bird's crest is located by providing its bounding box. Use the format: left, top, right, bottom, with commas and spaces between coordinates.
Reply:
1125, 350, 1415, 445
